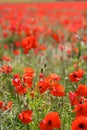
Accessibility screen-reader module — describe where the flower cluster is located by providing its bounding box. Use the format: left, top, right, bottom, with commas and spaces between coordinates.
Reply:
37, 73, 65, 96
69, 70, 87, 130
0, 101, 12, 111
21, 36, 38, 54
0, 65, 12, 74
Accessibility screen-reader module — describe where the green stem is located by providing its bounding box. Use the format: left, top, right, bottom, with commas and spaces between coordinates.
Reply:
27, 124, 30, 130
17, 95, 21, 112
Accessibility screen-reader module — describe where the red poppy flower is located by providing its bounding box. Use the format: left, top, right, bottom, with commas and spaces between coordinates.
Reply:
23, 76, 32, 88
14, 41, 20, 48
0, 68, 3, 73
69, 69, 84, 82
69, 91, 78, 106
21, 36, 37, 54
6, 101, 12, 109
75, 84, 87, 96
45, 73, 61, 91
24, 67, 35, 78
3, 101, 12, 110
37, 79, 49, 94
50, 83, 65, 96
12, 74, 21, 87
69, 91, 87, 106
22, 67, 35, 88
73, 102, 87, 117
52, 32, 60, 43
15, 85, 27, 95
0, 101, 4, 109
13, 50, 20, 55
4, 44, 9, 50
0, 101, 12, 111
3, 32, 8, 38
2, 65, 12, 74
39, 112, 61, 130
71, 116, 87, 130
47, 73, 60, 82
18, 110, 33, 124
2, 56, 11, 62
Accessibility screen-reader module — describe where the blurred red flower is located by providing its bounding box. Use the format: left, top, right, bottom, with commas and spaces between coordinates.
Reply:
75, 84, 87, 97
37, 79, 49, 94
39, 112, 61, 130
21, 36, 38, 54
52, 32, 60, 43
2, 56, 11, 62
12, 74, 21, 87
2, 65, 12, 74
47, 73, 60, 82
50, 83, 65, 96
69, 69, 84, 82
13, 50, 20, 56
23, 67, 35, 88
18, 110, 33, 124
0, 101, 12, 111
73, 102, 87, 117
15, 85, 27, 95
71, 116, 87, 130
69, 91, 78, 106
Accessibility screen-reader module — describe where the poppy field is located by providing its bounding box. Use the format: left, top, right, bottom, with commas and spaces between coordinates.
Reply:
0, 2, 87, 130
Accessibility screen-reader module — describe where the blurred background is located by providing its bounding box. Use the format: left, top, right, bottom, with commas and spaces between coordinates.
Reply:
0, 0, 86, 4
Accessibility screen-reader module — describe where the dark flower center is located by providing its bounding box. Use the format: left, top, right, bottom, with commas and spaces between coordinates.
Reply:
39, 86, 42, 89
79, 123, 85, 129
73, 74, 77, 78
48, 120, 52, 126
